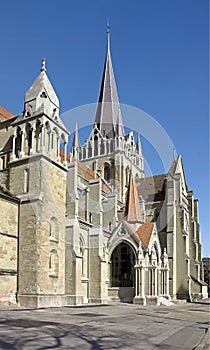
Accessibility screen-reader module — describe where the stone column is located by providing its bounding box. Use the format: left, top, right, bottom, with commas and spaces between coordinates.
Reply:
19, 127, 26, 158
57, 135, 61, 162
40, 125, 45, 153
135, 266, 139, 296
141, 267, 145, 297
154, 268, 157, 296
11, 130, 17, 161
30, 125, 35, 155
63, 141, 67, 166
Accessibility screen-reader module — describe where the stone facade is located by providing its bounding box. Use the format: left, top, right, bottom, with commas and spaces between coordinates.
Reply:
0, 31, 207, 307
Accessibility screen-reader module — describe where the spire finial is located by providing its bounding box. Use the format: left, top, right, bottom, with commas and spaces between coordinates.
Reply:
107, 19, 110, 51
41, 58, 46, 72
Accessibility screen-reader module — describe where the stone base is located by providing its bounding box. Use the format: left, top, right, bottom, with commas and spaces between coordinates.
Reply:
190, 292, 209, 301
108, 287, 120, 302
88, 298, 108, 304
17, 294, 66, 308
133, 296, 146, 305
0, 293, 17, 306
146, 296, 160, 306
66, 295, 84, 306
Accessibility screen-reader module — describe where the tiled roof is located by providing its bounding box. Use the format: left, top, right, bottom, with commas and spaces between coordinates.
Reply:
77, 160, 95, 180
124, 175, 144, 222
136, 174, 166, 202
135, 222, 154, 248
0, 106, 15, 122
77, 161, 111, 193
59, 148, 70, 163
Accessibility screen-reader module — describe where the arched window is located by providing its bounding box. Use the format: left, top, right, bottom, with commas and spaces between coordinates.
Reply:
104, 164, 110, 181
80, 235, 85, 275
50, 217, 59, 241
111, 243, 135, 287
49, 249, 59, 277
89, 212, 92, 224
126, 167, 130, 186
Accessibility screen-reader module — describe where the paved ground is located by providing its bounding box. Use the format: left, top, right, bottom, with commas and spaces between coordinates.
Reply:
0, 300, 209, 350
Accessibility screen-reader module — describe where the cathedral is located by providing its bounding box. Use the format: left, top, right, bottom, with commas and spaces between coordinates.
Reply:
0, 29, 207, 307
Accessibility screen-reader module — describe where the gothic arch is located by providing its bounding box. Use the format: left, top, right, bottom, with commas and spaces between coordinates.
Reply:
50, 217, 59, 241
49, 249, 59, 277
110, 241, 136, 288
104, 162, 111, 181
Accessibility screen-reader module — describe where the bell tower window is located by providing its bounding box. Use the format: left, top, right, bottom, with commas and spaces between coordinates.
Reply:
104, 164, 110, 181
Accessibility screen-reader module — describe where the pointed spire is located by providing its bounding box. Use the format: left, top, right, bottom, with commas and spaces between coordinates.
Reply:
71, 121, 80, 149
136, 133, 142, 155
25, 58, 59, 109
107, 19, 110, 51
124, 172, 144, 223
41, 58, 46, 72
93, 25, 124, 138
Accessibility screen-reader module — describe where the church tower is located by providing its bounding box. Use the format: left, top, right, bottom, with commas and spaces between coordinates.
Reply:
72, 26, 144, 203
9, 59, 69, 307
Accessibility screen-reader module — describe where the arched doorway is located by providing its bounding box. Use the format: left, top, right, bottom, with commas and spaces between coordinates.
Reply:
111, 242, 135, 288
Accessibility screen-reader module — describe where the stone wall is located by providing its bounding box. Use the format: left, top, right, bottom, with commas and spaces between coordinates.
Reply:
0, 194, 19, 305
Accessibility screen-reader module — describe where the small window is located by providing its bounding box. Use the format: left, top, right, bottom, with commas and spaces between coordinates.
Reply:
0, 155, 6, 170
50, 217, 59, 241
104, 165, 110, 181
89, 212, 92, 224
49, 249, 59, 277
24, 169, 29, 193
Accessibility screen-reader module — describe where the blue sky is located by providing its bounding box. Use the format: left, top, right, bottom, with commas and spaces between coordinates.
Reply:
0, 0, 209, 255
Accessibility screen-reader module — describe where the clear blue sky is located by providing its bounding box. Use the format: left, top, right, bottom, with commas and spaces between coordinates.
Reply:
0, 0, 209, 255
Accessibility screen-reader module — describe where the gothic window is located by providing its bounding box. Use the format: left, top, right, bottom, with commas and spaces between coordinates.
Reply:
92, 161, 96, 171
104, 164, 110, 181
94, 135, 98, 156
89, 212, 92, 224
50, 217, 59, 241
111, 243, 135, 287
49, 249, 59, 277
109, 222, 112, 231
0, 155, 6, 170
40, 91, 47, 98
100, 140, 105, 154
126, 166, 130, 186
80, 235, 85, 275
15, 127, 21, 158
24, 168, 29, 193
153, 243, 159, 263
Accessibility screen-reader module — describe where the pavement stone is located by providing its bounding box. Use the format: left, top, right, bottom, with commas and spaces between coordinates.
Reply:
0, 300, 209, 349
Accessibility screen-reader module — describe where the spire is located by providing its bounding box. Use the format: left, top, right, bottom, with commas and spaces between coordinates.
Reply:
136, 133, 142, 155
93, 25, 124, 138
71, 121, 80, 149
25, 58, 59, 112
107, 19, 110, 52
124, 172, 144, 223
41, 58, 46, 72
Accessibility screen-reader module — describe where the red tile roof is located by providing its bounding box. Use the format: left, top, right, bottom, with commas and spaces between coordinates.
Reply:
0, 106, 15, 122
59, 148, 70, 163
77, 160, 111, 193
124, 176, 144, 222
135, 222, 154, 248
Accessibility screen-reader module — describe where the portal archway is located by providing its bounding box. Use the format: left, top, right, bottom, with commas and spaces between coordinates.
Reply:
111, 242, 135, 287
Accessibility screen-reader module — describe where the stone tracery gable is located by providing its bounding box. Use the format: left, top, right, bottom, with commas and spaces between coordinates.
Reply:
107, 220, 140, 257
107, 220, 162, 259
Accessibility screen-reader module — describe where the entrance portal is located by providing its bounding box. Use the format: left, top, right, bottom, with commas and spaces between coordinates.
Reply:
111, 243, 135, 287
